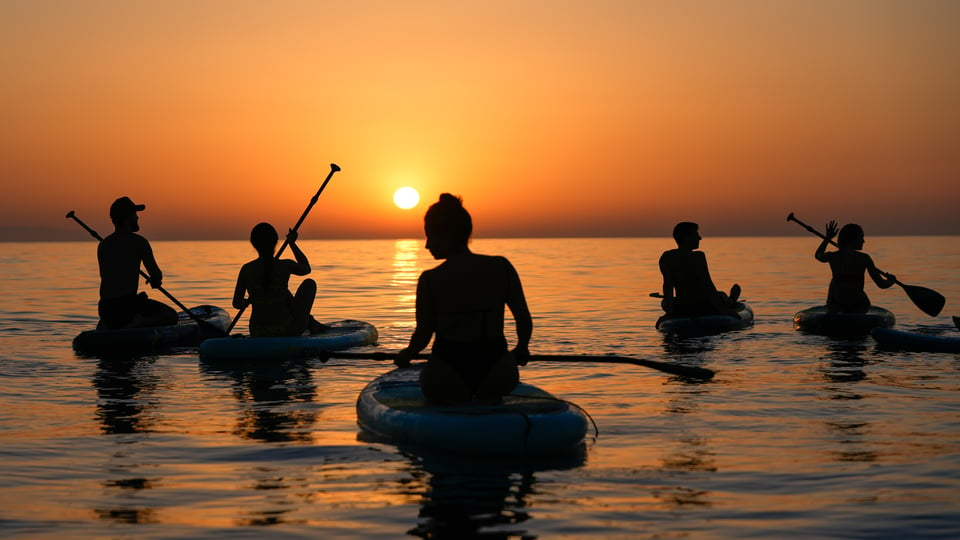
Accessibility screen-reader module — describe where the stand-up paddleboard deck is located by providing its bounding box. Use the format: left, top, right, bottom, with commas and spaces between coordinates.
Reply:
657, 302, 754, 336
872, 326, 960, 353
73, 305, 230, 355
199, 320, 378, 361
357, 365, 589, 456
794, 305, 895, 337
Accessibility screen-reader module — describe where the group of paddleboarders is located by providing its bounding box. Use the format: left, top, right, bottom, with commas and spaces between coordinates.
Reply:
657, 220, 898, 319
94, 194, 902, 404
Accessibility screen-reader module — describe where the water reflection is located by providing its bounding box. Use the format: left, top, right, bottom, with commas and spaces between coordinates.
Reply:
197, 358, 322, 527
818, 342, 879, 463
401, 448, 586, 539
91, 354, 163, 525
199, 358, 319, 442
660, 334, 716, 358
819, 341, 871, 388
92, 355, 161, 434
392, 239, 422, 312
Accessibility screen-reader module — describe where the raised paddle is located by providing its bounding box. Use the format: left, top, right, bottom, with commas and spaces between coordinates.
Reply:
320, 351, 716, 380
66, 210, 229, 338
787, 212, 945, 317
226, 163, 341, 333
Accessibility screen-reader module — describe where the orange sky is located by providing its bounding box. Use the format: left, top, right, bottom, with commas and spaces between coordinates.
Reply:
2, 1, 959, 241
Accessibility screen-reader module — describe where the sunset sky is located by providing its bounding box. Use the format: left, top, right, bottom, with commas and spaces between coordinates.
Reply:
2, 1, 958, 241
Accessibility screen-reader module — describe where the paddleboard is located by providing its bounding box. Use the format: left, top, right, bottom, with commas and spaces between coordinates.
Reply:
871, 326, 960, 353
794, 305, 895, 336
73, 305, 230, 355
199, 319, 378, 361
656, 302, 754, 336
356, 365, 589, 455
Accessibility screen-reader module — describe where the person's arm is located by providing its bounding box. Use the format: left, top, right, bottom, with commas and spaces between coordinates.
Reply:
815, 220, 838, 263
659, 251, 675, 313
286, 229, 311, 275
232, 266, 249, 310
504, 259, 532, 366
140, 237, 163, 289
396, 273, 435, 367
865, 255, 897, 289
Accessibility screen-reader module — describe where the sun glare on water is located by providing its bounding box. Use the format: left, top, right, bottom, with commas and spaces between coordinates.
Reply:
393, 187, 420, 210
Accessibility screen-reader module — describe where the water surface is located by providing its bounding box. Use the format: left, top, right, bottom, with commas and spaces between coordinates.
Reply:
1, 236, 958, 538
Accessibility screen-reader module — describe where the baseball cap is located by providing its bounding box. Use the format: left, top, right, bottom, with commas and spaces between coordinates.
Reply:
109, 196, 146, 220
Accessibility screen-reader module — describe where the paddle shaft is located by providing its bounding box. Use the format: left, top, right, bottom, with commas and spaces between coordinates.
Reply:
275, 163, 340, 259
325, 351, 715, 379
226, 163, 341, 333
65, 211, 223, 334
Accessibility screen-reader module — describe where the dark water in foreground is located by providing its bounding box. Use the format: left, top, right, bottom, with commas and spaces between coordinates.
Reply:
1, 236, 959, 539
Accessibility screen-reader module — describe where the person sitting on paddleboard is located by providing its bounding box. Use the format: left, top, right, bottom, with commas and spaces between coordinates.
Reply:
659, 221, 741, 318
815, 221, 896, 313
395, 193, 532, 404
232, 223, 327, 337
97, 196, 178, 330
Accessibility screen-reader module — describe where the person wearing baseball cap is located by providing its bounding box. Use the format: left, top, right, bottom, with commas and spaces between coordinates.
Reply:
97, 196, 178, 329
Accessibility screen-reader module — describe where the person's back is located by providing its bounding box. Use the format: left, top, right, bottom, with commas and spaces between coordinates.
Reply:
425, 253, 511, 344
98, 231, 150, 301
659, 248, 716, 314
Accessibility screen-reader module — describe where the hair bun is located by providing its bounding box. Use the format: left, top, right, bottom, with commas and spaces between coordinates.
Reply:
437, 193, 463, 207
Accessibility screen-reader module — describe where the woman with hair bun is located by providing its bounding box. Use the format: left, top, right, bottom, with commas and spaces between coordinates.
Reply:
396, 193, 532, 404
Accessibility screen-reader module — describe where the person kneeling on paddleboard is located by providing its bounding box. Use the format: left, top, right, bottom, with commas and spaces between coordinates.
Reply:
232, 223, 327, 337
395, 194, 532, 404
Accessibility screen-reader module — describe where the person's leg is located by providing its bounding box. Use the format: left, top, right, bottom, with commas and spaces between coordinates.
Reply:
475, 352, 519, 400
98, 295, 138, 330
132, 295, 179, 327
420, 356, 472, 404
291, 279, 317, 335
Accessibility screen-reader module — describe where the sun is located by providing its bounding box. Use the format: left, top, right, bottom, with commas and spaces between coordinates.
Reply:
393, 186, 420, 210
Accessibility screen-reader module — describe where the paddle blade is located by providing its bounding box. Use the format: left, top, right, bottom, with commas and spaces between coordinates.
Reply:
901, 283, 946, 317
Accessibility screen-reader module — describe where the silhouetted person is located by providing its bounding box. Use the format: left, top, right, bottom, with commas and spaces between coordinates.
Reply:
815, 221, 895, 313
97, 197, 178, 330
659, 222, 740, 317
396, 194, 532, 404
232, 223, 326, 337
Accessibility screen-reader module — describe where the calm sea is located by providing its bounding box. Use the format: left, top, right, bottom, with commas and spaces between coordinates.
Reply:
1, 236, 959, 539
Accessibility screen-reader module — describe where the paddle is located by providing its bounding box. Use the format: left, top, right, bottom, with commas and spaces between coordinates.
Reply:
226, 163, 341, 333
66, 210, 229, 338
787, 212, 945, 317
321, 351, 715, 380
